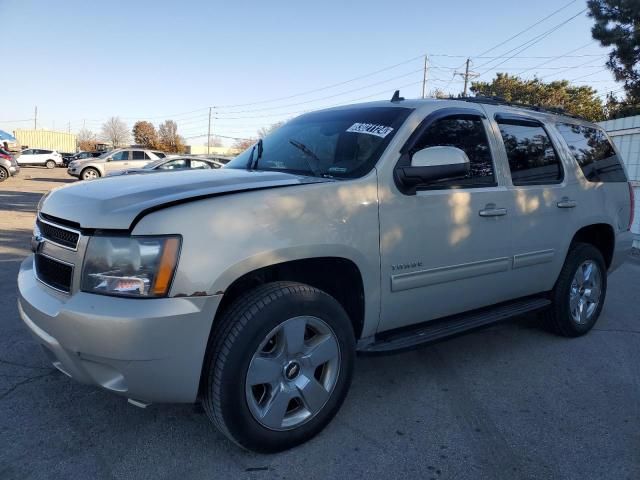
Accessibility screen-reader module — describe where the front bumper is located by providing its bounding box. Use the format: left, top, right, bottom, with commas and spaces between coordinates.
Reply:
9, 165, 20, 176
67, 167, 79, 177
17, 256, 221, 403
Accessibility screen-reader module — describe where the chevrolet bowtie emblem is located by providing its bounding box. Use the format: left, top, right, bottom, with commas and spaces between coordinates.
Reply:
31, 224, 44, 253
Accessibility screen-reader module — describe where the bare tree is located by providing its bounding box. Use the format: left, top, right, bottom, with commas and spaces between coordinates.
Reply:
257, 121, 284, 138
101, 117, 130, 148
77, 128, 97, 151
233, 137, 256, 152
204, 135, 222, 148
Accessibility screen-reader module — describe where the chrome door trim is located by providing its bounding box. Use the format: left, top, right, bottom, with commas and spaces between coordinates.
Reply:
391, 256, 511, 292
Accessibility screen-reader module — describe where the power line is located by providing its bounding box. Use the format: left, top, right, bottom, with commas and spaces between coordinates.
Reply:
475, 8, 588, 77
515, 41, 597, 76
473, 0, 579, 58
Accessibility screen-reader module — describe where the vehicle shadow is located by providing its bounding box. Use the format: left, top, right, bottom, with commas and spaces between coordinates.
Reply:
0, 191, 43, 213
26, 178, 75, 184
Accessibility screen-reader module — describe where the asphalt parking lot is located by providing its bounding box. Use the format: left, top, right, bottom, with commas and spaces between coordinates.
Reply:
1, 167, 639, 480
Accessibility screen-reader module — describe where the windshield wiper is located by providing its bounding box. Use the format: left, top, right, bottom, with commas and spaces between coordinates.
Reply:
288, 139, 321, 176
245, 138, 263, 171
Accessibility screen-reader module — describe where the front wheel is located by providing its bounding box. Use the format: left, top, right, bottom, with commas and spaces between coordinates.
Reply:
45, 160, 56, 169
81, 167, 100, 180
545, 243, 607, 337
202, 282, 355, 452
0, 166, 7, 182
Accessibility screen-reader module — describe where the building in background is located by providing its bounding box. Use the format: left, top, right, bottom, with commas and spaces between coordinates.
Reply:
13, 129, 77, 154
599, 115, 640, 248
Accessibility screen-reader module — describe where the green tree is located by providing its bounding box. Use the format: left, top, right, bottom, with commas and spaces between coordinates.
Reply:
132, 121, 159, 149
588, 0, 640, 101
470, 73, 605, 121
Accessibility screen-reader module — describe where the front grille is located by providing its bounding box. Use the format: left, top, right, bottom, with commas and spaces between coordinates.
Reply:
35, 254, 73, 293
37, 218, 79, 249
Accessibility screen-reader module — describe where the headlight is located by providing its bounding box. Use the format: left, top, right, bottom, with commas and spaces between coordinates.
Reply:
69, 161, 77, 168
81, 236, 181, 297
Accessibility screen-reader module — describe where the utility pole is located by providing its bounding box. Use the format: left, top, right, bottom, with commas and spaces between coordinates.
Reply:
455, 58, 479, 97
207, 107, 212, 155
67, 122, 71, 134
421, 55, 429, 99
34, 106, 37, 130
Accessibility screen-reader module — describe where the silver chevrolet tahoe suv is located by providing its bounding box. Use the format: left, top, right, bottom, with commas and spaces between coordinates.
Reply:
18, 96, 634, 452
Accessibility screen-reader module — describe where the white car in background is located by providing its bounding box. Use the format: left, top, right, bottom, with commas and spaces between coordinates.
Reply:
17, 149, 63, 169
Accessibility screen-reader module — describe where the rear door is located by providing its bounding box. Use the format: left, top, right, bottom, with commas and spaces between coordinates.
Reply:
104, 150, 130, 173
130, 150, 151, 168
487, 108, 576, 297
378, 105, 514, 332
34, 149, 50, 165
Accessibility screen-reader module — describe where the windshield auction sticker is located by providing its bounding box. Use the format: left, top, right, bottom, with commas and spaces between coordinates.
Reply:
346, 123, 394, 138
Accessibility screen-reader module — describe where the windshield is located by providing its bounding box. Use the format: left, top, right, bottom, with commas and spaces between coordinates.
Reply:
225, 106, 412, 178
144, 158, 166, 169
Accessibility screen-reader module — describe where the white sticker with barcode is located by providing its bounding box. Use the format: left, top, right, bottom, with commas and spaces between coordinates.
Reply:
346, 123, 394, 138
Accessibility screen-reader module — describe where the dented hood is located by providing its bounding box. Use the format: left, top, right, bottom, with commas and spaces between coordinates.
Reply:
41, 168, 327, 230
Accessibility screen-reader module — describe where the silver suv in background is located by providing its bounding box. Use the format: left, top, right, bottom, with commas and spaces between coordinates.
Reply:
67, 148, 166, 180
0, 148, 19, 181
18, 96, 633, 452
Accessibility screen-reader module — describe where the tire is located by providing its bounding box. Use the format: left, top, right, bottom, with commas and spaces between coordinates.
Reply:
45, 160, 56, 169
0, 166, 7, 182
81, 167, 100, 180
202, 281, 355, 452
545, 242, 607, 337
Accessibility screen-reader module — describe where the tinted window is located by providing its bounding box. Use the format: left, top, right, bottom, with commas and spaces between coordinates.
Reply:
111, 151, 129, 161
556, 123, 627, 182
143, 152, 152, 160
191, 160, 213, 169
226, 107, 413, 178
132, 151, 145, 160
153, 151, 166, 158
412, 116, 495, 187
498, 121, 562, 185
157, 159, 187, 170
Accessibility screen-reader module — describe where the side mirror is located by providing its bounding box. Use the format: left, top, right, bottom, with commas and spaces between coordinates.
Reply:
106, 157, 112, 162
397, 146, 470, 186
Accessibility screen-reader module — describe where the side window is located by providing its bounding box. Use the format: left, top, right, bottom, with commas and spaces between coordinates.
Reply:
411, 116, 495, 187
497, 121, 562, 185
131, 151, 145, 160
111, 151, 129, 161
143, 152, 152, 160
556, 123, 627, 182
22, 149, 32, 155
153, 151, 166, 159
157, 159, 188, 170
190, 160, 212, 169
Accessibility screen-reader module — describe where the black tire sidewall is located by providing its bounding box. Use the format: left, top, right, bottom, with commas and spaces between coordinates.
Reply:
213, 284, 355, 452
0, 167, 7, 181
552, 243, 607, 336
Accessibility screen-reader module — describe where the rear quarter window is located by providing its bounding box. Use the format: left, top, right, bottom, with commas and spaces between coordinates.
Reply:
556, 123, 627, 183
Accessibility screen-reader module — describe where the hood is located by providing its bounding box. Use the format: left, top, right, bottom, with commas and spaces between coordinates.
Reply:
41, 168, 329, 230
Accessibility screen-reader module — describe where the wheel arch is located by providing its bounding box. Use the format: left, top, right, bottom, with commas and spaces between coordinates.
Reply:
569, 222, 615, 269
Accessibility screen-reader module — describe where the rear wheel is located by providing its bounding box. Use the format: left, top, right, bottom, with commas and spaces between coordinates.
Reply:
546, 243, 607, 337
202, 281, 355, 452
45, 160, 56, 169
81, 167, 100, 180
0, 166, 7, 182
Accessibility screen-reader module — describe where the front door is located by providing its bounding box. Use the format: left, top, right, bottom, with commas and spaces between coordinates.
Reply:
130, 151, 152, 168
378, 107, 514, 332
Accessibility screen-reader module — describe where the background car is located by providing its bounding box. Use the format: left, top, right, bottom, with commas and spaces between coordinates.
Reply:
67, 148, 165, 180
106, 156, 224, 176
0, 148, 20, 181
63, 150, 103, 167
16, 149, 63, 168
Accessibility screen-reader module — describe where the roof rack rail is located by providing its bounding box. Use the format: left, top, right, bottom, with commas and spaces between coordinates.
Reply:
458, 96, 586, 121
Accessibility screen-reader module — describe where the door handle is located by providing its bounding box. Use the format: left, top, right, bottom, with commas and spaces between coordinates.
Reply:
479, 205, 507, 217
557, 198, 577, 209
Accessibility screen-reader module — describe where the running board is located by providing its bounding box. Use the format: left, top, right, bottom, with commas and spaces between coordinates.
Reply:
358, 297, 551, 354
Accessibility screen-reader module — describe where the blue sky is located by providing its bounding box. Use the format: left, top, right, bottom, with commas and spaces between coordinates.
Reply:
0, 0, 621, 144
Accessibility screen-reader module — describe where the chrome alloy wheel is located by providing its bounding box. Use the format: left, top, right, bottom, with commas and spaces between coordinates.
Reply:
82, 169, 98, 180
245, 316, 341, 431
569, 260, 602, 324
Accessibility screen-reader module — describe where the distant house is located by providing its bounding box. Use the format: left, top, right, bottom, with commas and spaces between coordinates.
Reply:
599, 115, 640, 247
